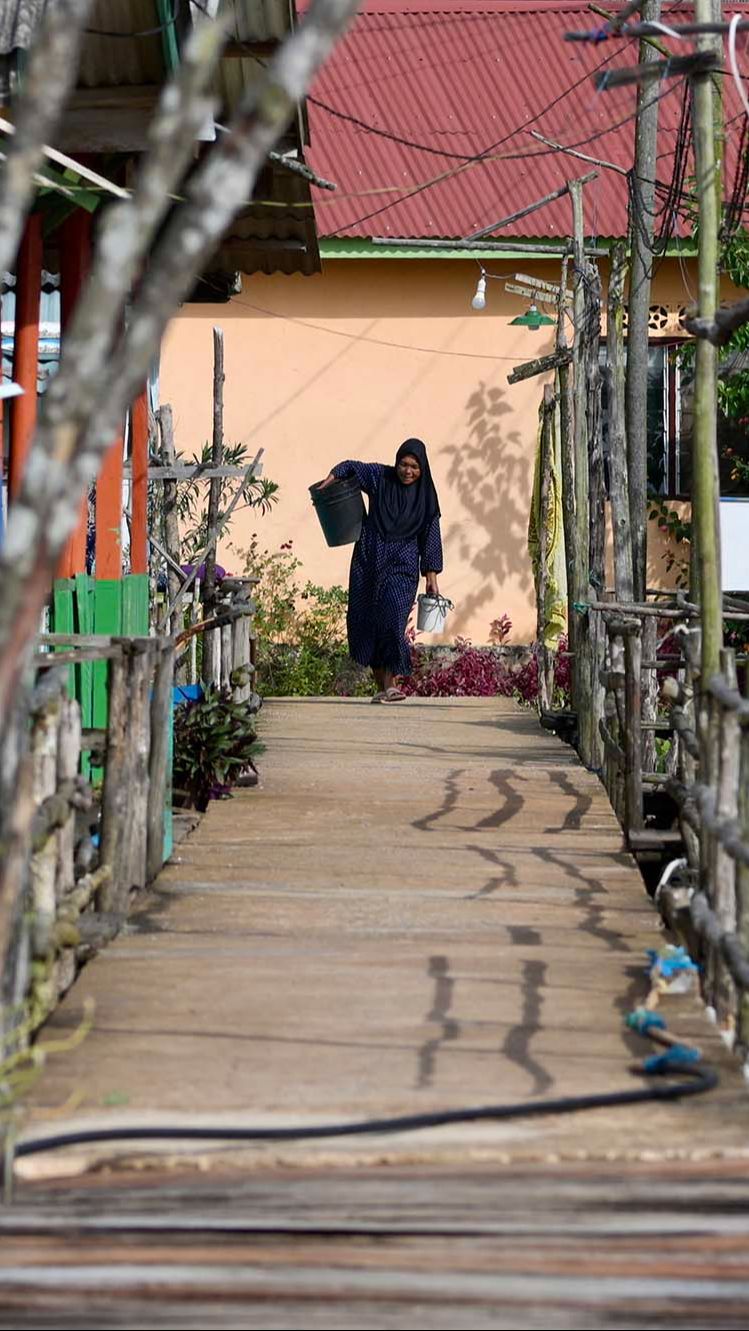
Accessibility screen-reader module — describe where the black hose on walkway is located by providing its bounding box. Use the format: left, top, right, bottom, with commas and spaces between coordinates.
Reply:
10, 1060, 718, 1162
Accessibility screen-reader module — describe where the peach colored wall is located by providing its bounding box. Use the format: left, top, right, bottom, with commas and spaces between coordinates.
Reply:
160, 255, 714, 644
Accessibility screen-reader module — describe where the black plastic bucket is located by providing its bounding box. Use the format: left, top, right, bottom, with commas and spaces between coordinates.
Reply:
309, 477, 365, 547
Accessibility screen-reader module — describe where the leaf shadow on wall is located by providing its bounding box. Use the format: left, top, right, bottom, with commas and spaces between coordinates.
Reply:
442, 381, 532, 638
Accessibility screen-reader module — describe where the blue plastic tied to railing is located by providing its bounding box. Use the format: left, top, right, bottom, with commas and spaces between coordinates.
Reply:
643, 1046, 703, 1074
646, 942, 702, 995
626, 1008, 666, 1034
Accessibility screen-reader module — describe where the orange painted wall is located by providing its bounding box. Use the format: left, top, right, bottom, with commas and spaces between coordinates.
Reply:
161, 255, 723, 644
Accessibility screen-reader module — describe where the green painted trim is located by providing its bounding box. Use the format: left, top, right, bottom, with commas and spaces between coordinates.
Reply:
92, 581, 123, 782
122, 574, 150, 637
319, 238, 575, 260
73, 574, 94, 780
319, 238, 698, 260
52, 580, 75, 698
157, 0, 180, 73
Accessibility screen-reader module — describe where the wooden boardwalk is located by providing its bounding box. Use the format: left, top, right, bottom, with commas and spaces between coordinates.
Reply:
6, 697, 749, 1327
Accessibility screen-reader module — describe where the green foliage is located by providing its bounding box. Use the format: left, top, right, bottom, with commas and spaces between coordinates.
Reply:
648, 498, 691, 587
173, 687, 260, 811
234, 537, 373, 697
177, 439, 279, 561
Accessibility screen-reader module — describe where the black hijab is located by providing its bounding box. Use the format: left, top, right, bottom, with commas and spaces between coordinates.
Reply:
370, 439, 441, 543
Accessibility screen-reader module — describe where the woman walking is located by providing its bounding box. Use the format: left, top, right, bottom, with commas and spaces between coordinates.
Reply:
316, 439, 443, 703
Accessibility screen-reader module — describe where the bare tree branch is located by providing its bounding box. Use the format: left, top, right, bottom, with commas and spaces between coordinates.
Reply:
0, 0, 362, 722
0, 0, 92, 276
686, 297, 749, 346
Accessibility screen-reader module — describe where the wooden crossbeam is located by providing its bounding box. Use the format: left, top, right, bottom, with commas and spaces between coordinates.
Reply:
507, 349, 571, 385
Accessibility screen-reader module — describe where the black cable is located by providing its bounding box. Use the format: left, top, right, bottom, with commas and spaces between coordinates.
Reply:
85, 0, 181, 40
9, 1063, 718, 1164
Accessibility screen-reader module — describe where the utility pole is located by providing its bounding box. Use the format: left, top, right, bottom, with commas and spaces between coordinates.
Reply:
691, 0, 723, 682
625, 0, 663, 602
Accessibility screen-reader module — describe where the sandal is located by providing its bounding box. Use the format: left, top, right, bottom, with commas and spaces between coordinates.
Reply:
382, 687, 406, 703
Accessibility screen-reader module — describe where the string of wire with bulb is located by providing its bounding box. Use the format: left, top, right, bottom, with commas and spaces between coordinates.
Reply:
470, 264, 559, 330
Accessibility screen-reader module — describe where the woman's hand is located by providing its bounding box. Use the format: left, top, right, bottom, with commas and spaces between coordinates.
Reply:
316, 471, 337, 490
425, 572, 440, 597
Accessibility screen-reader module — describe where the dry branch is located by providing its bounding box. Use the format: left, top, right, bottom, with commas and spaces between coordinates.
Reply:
0, 0, 92, 277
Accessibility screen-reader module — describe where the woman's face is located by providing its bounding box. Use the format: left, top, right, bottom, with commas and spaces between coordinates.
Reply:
397, 454, 422, 486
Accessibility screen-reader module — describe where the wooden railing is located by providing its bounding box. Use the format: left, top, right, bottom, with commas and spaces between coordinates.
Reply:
174, 576, 258, 702
1, 635, 174, 1051
581, 597, 749, 1046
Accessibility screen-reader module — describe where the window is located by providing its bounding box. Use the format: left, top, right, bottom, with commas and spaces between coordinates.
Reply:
599, 339, 749, 500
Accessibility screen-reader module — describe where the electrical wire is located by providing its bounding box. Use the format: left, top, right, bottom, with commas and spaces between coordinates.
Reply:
338, 77, 687, 234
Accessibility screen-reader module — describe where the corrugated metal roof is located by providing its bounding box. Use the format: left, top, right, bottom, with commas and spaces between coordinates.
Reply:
304, 0, 749, 241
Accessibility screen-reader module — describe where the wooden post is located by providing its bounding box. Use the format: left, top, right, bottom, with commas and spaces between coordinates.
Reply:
641, 616, 658, 774
56, 695, 82, 898
130, 385, 150, 576
158, 404, 183, 628
147, 642, 175, 883
221, 619, 233, 692
692, 0, 724, 684
231, 611, 253, 703
626, 0, 663, 601
711, 649, 740, 1026
57, 209, 93, 578
9, 212, 42, 500
126, 645, 151, 894
536, 385, 555, 712
737, 666, 749, 1049
556, 255, 577, 663
607, 242, 634, 601
29, 684, 61, 956
97, 653, 129, 915
586, 262, 605, 595
202, 326, 225, 686
623, 624, 644, 832
569, 179, 589, 616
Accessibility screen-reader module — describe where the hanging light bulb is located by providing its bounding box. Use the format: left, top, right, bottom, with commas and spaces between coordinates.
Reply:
471, 274, 487, 311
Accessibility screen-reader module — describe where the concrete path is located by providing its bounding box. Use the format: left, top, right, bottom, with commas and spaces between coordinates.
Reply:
21, 697, 748, 1173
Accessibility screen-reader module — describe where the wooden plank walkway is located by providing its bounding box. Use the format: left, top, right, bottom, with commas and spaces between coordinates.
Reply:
6, 697, 749, 1327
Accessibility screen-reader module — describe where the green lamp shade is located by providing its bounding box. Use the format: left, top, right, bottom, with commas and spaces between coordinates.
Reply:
510, 302, 555, 330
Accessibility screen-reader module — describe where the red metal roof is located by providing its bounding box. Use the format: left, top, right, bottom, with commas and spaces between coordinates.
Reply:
304, 0, 748, 240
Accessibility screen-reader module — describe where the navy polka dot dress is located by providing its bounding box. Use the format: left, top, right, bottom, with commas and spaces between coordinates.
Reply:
332, 460, 443, 677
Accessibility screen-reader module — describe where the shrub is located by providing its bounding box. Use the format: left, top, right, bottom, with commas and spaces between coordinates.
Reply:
401, 631, 570, 708
173, 687, 261, 811
235, 537, 373, 697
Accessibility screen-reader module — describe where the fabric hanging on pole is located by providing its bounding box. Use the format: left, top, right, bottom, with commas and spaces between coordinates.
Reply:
528, 392, 567, 649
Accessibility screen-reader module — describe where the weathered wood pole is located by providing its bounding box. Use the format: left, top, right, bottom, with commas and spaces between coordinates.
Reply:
97, 652, 129, 914
569, 178, 589, 623
536, 384, 555, 712
692, 0, 723, 683
585, 262, 605, 593
737, 666, 749, 1049
203, 326, 225, 685
130, 385, 150, 576
607, 242, 634, 601
623, 623, 644, 832
556, 255, 577, 656
625, 0, 663, 601
146, 641, 175, 883
158, 404, 183, 624
710, 649, 739, 1024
